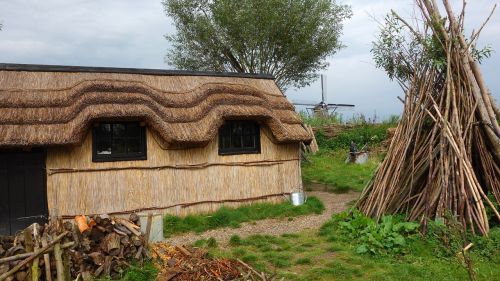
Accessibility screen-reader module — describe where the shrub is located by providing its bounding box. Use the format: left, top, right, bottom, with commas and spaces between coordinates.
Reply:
320, 210, 420, 255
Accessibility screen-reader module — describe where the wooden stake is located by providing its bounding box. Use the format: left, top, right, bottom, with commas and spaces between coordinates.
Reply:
0, 232, 68, 281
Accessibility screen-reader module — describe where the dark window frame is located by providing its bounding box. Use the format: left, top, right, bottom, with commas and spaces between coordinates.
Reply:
92, 121, 147, 162
218, 120, 261, 155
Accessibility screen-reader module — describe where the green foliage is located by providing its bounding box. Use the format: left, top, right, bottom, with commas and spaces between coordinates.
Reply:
163, 0, 352, 89
299, 111, 343, 127
206, 226, 500, 281
229, 234, 242, 246
117, 261, 158, 281
372, 11, 494, 84
207, 237, 218, 248
295, 257, 312, 265
316, 124, 392, 151
164, 197, 324, 237
320, 210, 420, 255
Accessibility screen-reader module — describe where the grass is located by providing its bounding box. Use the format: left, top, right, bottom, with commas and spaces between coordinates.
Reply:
204, 222, 500, 281
302, 149, 381, 192
163, 196, 325, 237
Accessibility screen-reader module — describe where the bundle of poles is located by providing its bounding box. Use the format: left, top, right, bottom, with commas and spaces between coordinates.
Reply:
358, 0, 500, 235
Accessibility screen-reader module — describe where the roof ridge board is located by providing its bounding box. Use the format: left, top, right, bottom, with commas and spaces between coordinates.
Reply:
0, 63, 275, 80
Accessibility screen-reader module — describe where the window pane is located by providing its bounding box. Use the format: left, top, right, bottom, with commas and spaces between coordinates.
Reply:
243, 135, 254, 148
127, 138, 141, 153
112, 139, 127, 154
231, 122, 243, 135
127, 123, 140, 136
96, 124, 111, 155
243, 123, 255, 135
112, 123, 126, 137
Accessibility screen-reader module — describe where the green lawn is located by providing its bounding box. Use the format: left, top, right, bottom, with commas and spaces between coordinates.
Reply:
163, 197, 325, 237
302, 149, 382, 192
205, 220, 500, 281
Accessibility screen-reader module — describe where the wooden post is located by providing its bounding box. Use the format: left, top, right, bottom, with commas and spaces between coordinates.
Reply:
31, 224, 40, 281
53, 243, 64, 281
23, 227, 34, 280
41, 235, 52, 281
0, 232, 68, 281
145, 213, 153, 247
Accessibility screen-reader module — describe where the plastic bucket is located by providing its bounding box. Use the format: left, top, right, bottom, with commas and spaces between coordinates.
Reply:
290, 192, 305, 206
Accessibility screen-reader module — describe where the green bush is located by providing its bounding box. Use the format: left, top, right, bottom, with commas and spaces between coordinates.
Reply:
320, 210, 420, 255
316, 124, 393, 151
164, 197, 325, 237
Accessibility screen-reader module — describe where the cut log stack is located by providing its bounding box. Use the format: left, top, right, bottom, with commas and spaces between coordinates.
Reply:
358, 0, 500, 235
0, 214, 148, 280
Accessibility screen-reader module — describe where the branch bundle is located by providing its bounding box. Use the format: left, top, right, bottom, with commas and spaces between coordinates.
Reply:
358, 0, 499, 235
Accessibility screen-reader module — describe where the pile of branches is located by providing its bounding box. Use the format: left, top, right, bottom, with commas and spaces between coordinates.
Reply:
0, 214, 147, 280
152, 243, 282, 281
358, 0, 500, 235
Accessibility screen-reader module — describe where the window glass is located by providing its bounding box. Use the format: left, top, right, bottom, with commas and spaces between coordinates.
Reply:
93, 122, 146, 162
219, 120, 260, 155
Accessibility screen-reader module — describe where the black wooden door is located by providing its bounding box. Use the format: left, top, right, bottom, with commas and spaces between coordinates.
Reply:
0, 150, 48, 235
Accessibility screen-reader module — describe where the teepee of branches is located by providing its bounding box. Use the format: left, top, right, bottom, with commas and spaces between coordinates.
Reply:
358, 0, 500, 235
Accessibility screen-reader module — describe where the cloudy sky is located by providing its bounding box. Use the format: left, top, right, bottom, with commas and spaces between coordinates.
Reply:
0, 0, 498, 120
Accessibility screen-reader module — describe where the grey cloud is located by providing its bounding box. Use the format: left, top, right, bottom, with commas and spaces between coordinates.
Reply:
0, 0, 498, 118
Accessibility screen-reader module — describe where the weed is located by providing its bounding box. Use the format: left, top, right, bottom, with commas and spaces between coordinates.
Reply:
321, 210, 420, 255
229, 234, 242, 246
295, 257, 312, 265
206, 237, 218, 248
117, 261, 158, 281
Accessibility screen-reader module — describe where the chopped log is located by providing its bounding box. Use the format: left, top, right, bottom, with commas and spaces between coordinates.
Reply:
129, 213, 139, 224
100, 234, 120, 256
87, 252, 104, 266
130, 236, 142, 247
113, 219, 141, 236
113, 225, 131, 236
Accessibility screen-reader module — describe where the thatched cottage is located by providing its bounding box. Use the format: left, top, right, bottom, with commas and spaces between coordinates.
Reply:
0, 63, 312, 235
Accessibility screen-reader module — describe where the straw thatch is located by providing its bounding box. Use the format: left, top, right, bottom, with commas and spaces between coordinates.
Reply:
0, 64, 312, 148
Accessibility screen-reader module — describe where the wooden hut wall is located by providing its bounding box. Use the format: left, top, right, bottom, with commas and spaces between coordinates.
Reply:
45, 127, 301, 217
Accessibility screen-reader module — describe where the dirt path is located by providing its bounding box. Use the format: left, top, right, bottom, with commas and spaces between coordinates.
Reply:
165, 191, 359, 246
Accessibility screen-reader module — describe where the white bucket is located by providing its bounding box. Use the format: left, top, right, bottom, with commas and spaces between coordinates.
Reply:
290, 192, 306, 206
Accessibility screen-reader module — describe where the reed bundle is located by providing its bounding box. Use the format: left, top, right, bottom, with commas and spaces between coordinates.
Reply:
358, 0, 500, 235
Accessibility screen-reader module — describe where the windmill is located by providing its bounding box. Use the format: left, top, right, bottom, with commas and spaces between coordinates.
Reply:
293, 74, 354, 116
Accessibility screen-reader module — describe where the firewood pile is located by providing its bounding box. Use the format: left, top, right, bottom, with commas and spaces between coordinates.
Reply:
0, 214, 148, 281
358, 0, 500, 235
152, 243, 283, 281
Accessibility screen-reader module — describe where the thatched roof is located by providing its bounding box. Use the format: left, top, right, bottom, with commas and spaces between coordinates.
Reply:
0, 63, 312, 148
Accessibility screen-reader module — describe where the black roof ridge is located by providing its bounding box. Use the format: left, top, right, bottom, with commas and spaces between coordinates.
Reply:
0, 63, 275, 80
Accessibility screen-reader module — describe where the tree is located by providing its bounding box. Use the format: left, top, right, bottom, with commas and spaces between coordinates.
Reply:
162, 0, 352, 89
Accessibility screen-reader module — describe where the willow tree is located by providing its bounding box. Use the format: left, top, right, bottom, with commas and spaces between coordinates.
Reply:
162, 0, 352, 89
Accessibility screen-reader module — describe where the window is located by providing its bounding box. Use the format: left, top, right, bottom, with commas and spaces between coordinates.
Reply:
92, 122, 147, 162
219, 120, 260, 155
